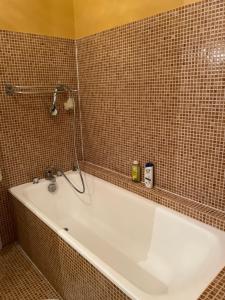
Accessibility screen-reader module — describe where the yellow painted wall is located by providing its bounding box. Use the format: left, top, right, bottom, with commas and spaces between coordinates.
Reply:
0, 0, 201, 38
74, 0, 201, 38
0, 0, 75, 38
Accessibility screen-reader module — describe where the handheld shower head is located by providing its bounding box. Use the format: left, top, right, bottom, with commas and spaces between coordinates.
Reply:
50, 88, 58, 116
50, 105, 58, 116
50, 85, 74, 116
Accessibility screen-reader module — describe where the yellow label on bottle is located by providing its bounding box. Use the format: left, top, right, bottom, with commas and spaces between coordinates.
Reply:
132, 165, 140, 182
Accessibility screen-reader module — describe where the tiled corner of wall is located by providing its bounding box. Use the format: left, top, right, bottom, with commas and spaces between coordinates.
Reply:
0, 30, 81, 246
77, 0, 225, 212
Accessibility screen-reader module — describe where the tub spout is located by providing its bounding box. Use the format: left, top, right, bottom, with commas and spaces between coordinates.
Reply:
44, 168, 56, 182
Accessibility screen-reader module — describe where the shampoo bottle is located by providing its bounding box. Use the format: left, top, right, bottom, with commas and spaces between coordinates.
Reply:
144, 162, 154, 188
131, 161, 141, 182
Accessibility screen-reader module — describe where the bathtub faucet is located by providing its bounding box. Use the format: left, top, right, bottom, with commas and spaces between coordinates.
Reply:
44, 167, 85, 194
44, 168, 59, 193
44, 168, 57, 182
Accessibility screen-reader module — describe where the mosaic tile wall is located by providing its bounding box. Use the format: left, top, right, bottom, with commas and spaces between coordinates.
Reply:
0, 30, 81, 246
81, 162, 225, 232
77, 0, 225, 212
198, 267, 225, 300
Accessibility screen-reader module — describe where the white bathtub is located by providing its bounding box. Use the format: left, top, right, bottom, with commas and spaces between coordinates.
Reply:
10, 171, 225, 300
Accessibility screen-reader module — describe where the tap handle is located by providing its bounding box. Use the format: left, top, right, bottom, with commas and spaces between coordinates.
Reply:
33, 177, 40, 184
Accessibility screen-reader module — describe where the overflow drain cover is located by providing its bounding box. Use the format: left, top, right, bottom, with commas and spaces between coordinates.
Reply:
63, 227, 69, 232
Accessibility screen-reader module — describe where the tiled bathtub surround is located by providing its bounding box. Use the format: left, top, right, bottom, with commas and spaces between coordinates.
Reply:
13, 197, 130, 300
0, 30, 81, 246
77, 0, 225, 212
198, 267, 225, 300
13, 196, 225, 300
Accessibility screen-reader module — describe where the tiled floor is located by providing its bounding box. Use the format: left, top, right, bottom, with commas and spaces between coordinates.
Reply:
0, 243, 62, 300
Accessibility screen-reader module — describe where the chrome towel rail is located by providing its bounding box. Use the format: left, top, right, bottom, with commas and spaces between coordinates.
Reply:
5, 84, 77, 95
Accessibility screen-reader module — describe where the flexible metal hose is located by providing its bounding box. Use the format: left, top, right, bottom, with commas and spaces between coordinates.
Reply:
59, 42, 85, 194
58, 93, 85, 194
59, 168, 85, 194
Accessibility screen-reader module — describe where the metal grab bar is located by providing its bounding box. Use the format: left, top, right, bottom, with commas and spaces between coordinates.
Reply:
5, 84, 77, 95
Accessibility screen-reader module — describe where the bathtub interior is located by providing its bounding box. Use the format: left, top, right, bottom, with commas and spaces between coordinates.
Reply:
10, 171, 225, 299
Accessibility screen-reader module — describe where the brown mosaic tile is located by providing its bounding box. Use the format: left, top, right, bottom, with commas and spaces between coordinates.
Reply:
1, 0, 225, 249
0, 30, 82, 246
76, 0, 225, 212
0, 188, 15, 248
0, 30, 80, 187
13, 196, 131, 300
198, 267, 225, 300
1, 0, 225, 297
81, 161, 225, 232
0, 243, 62, 299
0, 147, 15, 248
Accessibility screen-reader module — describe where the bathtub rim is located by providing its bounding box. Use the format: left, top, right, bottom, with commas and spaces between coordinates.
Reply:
9, 170, 225, 300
